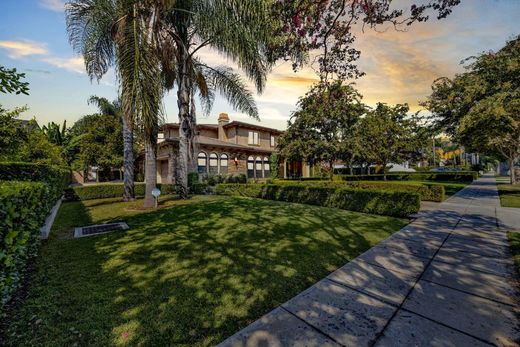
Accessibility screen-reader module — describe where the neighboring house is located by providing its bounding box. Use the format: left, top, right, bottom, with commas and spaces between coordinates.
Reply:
155, 113, 311, 183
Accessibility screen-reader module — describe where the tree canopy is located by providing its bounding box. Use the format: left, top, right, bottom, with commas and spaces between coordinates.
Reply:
423, 36, 520, 183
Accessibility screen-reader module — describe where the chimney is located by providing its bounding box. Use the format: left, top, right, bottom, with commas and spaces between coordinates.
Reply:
218, 112, 229, 141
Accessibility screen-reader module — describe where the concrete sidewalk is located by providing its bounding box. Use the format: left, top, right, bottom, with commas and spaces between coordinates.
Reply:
218, 174, 520, 347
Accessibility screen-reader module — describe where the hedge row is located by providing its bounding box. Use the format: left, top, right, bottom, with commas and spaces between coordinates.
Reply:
0, 181, 50, 310
334, 171, 477, 182
271, 180, 445, 202
0, 162, 70, 202
216, 184, 420, 217
65, 183, 178, 201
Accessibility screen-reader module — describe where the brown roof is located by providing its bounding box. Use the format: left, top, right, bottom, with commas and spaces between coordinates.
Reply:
222, 121, 283, 134
161, 120, 283, 134
159, 136, 274, 154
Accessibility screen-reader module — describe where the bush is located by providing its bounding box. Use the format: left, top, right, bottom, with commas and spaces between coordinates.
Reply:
190, 182, 208, 195
270, 180, 445, 202
0, 181, 50, 311
202, 173, 247, 186
335, 171, 477, 182
65, 183, 177, 201
188, 172, 199, 187
0, 162, 69, 202
216, 183, 420, 217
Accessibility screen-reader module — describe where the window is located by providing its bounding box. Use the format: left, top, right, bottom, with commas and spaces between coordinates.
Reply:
209, 153, 218, 174
247, 156, 255, 178
270, 135, 276, 147
255, 156, 262, 178
248, 131, 259, 145
197, 152, 207, 173
263, 156, 270, 178
220, 154, 228, 174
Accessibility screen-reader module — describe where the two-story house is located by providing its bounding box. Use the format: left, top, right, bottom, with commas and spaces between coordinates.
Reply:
154, 112, 311, 183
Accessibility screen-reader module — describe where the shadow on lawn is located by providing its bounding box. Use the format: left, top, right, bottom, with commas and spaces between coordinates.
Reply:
3, 197, 407, 347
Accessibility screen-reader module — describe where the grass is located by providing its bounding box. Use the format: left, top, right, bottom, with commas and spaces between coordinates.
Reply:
4, 195, 407, 347
497, 180, 520, 208
508, 232, 520, 274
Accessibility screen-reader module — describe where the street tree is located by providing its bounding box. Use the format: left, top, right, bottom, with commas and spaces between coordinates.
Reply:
423, 36, 520, 183
278, 81, 366, 176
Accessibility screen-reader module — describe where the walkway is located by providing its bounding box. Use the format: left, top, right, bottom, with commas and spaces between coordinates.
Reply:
218, 174, 520, 347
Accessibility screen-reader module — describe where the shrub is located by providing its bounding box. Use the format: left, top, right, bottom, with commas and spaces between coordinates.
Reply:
335, 171, 477, 182
216, 183, 420, 217
188, 172, 199, 187
190, 182, 208, 195
270, 180, 445, 202
0, 162, 69, 202
202, 173, 247, 186
0, 181, 49, 311
65, 183, 177, 201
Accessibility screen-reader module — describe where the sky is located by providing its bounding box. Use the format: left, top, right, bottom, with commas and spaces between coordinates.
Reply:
0, 0, 519, 130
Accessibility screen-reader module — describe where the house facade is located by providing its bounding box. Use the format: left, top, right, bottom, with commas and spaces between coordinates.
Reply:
155, 113, 311, 183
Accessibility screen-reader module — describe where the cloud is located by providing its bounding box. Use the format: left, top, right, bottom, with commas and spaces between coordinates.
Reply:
0, 40, 48, 58
41, 57, 85, 74
39, 0, 66, 12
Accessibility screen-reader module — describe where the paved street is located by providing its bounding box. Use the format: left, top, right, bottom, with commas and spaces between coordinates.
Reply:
218, 174, 520, 347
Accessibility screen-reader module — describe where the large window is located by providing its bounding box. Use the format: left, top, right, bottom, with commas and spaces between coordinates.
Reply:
197, 152, 207, 173
263, 156, 270, 177
220, 154, 228, 174
270, 135, 275, 147
247, 156, 255, 178
209, 153, 218, 174
248, 131, 259, 145
255, 156, 262, 178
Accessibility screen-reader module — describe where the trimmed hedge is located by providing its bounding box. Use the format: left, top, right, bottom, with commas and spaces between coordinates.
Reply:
0, 181, 50, 310
271, 180, 445, 202
65, 183, 178, 201
334, 171, 477, 182
216, 184, 420, 217
0, 162, 69, 202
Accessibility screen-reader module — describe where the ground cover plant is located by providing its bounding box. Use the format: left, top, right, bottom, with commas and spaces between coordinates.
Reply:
3, 195, 406, 346
508, 232, 520, 274
497, 182, 520, 208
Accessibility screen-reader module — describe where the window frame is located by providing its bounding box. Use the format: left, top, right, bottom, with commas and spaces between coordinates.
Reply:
248, 131, 259, 145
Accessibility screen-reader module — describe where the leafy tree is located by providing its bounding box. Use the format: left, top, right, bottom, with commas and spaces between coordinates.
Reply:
69, 112, 123, 180
0, 65, 29, 95
269, 0, 460, 81
356, 103, 417, 180
424, 36, 520, 183
278, 81, 366, 176
66, 0, 163, 205
0, 105, 29, 160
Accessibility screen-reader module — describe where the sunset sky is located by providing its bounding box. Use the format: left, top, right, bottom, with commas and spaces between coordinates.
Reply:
1, 0, 519, 129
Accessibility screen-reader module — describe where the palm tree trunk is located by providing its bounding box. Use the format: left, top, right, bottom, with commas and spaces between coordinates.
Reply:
143, 136, 157, 208
122, 115, 135, 201
177, 54, 191, 199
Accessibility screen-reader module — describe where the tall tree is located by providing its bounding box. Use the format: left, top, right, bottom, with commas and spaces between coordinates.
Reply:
0, 65, 29, 95
424, 36, 520, 183
356, 103, 416, 180
66, 0, 163, 205
278, 81, 366, 176
154, 1, 270, 198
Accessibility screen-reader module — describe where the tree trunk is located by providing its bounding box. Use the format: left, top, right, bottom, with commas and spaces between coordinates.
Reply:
143, 136, 157, 208
329, 160, 334, 181
382, 162, 387, 181
176, 53, 192, 199
510, 158, 516, 185
122, 115, 135, 201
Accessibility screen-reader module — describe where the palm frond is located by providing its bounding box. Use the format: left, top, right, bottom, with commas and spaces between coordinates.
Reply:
198, 64, 259, 120
66, 0, 117, 81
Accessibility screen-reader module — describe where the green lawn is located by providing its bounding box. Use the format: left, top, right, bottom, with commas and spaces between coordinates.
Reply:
497, 182, 520, 208
4, 195, 407, 347
508, 232, 520, 274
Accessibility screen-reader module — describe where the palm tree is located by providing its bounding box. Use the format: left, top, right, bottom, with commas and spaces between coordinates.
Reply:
66, 0, 163, 206
156, 1, 272, 198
